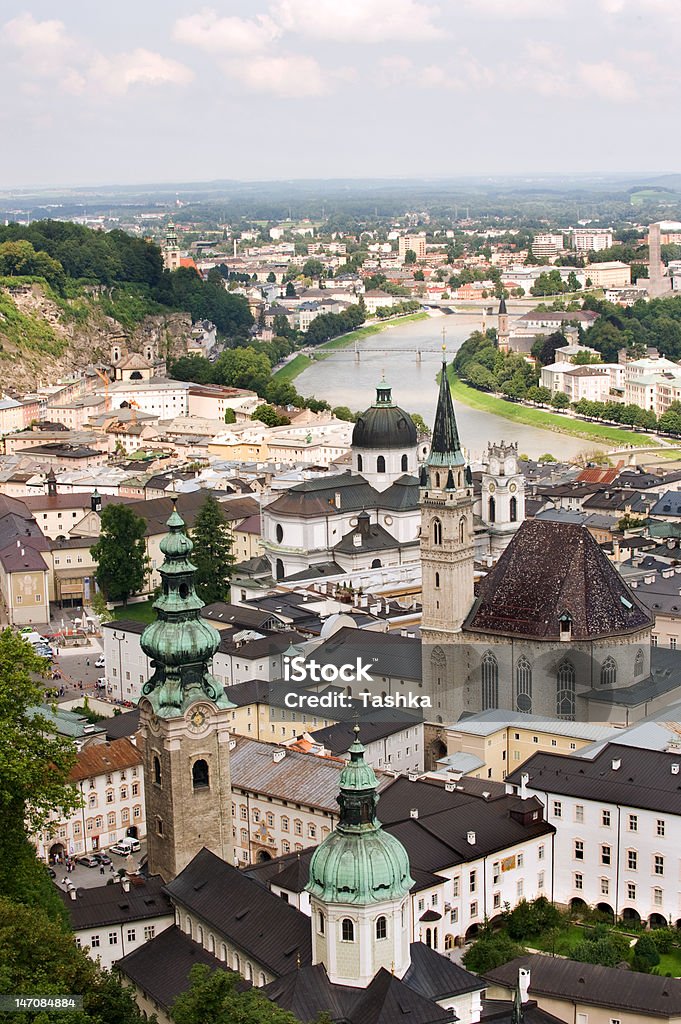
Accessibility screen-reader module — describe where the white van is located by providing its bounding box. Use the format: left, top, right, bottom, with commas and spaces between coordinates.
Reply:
110, 837, 141, 856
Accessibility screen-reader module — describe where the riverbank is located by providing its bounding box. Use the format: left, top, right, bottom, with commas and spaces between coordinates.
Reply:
272, 311, 429, 384
447, 368, 657, 449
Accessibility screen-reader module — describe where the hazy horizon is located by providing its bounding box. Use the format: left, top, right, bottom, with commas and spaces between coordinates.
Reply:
2, 1, 680, 189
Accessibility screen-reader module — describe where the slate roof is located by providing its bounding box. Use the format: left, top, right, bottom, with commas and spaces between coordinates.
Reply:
310, 626, 422, 681
379, 475, 420, 510
117, 924, 249, 1012
96, 708, 141, 740
333, 520, 405, 554
203, 601, 285, 630
164, 848, 312, 977
506, 741, 681, 814
229, 736, 345, 812
312, 716, 424, 753
484, 954, 681, 1018
652, 490, 681, 517
403, 941, 485, 998
464, 519, 653, 641
60, 875, 171, 929
265, 472, 379, 518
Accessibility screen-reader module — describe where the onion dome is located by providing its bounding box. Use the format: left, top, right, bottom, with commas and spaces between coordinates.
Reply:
352, 377, 417, 451
306, 727, 413, 904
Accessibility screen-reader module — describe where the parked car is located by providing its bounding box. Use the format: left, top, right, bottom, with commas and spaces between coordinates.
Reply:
93, 852, 112, 865
110, 837, 141, 856
95, 655, 105, 668
77, 855, 100, 868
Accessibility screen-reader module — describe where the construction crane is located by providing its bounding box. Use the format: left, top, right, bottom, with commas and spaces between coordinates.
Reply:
94, 368, 111, 412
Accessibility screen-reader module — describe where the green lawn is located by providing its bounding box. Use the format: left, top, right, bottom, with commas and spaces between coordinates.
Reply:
272, 353, 313, 382
110, 599, 156, 624
528, 925, 584, 957
447, 368, 657, 449
658, 951, 681, 977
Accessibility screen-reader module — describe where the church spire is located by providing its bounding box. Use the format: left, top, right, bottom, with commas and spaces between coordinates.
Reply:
428, 349, 464, 468
140, 500, 231, 716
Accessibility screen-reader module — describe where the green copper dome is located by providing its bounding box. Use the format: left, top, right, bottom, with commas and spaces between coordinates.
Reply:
140, 501, 232, 717
306, 728, 414, 905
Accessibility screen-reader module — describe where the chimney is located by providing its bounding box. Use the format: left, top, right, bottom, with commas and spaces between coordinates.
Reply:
672, 763, 680, 775
229, 739, 237, 751
273, 749, 286, 763
520, 772, 529, 798
121, 876, 130, 892
410, 807, 419, 818
467, 830, 476, 845
519, 967, 531, 1003
611, 758, 621, 771
69, 888, 77, 901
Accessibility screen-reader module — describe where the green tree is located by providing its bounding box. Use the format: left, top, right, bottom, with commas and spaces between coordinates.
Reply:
571, 350, 602, 365
532, 331, 569, 366
332, 406, 356, 422
404, 248, 417, 265
91, 505, 149, 604
572, 933, 630, 968
462, 932, 525, 974
0, 630, 81, 918
410, 412, 431, 437
224, 408, 236, 424
632, 933, 661, 973
301, 258, 325, 280
191, 495, 235, 605
539, 453, 557, 462
285, 282, 296, 298
266, 271, 276, 283
90, 590, 111, 623
251, 403, 290, 427
551, 391, 570, 410
413, 269, 425, 281
0, 239, 66, 292
172, 964, 302, 1024
0, 897, 147, 1023
214, 348, 272, 394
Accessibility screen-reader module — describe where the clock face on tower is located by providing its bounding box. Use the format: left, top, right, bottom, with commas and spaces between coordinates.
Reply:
510, 483, 517, 493
488, 482, 496, 493
188, 706, 209, 732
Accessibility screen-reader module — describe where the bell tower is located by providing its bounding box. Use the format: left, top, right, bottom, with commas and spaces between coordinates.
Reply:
420, 351, 475, 639
497, 296, 510, 353
306, 728, 414, 987
138, 501, 234, 882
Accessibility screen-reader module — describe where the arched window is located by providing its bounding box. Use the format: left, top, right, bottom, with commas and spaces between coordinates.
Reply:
357, 453, 363, 472
488, 496, 496, 523
459, 517, 466, 544
432, 518, 443, 546
601, 656, 617, 688
275, 524, 283, 543
197, 925, 203, 945
426, 927, 432, 948
635, 648, 644, 677
435, 472, 441, 488
275, 558, 284, 581
186, 917, 193, 938
246, 963, 253, 981
220, 944, 227, 962
435, 571, 440, 589
153, 756, 161, 786
377, 455, 386, 473
192, 759, 209, 789
445, 934, 454, 951
259, 973, 267, 986
371, 558, 382, 568
376, 916, 387, 939
208, 934, 215, 954
557, 659, 576, 719
401, 454, 408, 472
510, 495, 518, 522
481, 651, 499, 710
515, 656, 532, 713
318, 911, 325, 934
233, 953, 240, 972
431, 646, 446, 688
341, 918, 354, 942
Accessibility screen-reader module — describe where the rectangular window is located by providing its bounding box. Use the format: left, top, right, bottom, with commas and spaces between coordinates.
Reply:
628, 850, 638, 870
628, 814, 638, 832
653, 888, 663, 907
470, 901, 478, 918
108, 932, 118, 945
516, 880, 524, 900
91, 935, 100, 948
493, 892, 501, 909
657, 819, 665, 837
600, 877, 609, 896
575, 804, 584, 823
553, 801, 562, 818
127, 929, 136, 942
538, 844, 545, 861
601, 845, 611, 866
575, 873, 583, 890
469, 870, 476, 893
517, 852, 524, 868
654, 855, 664, 876
574, 840, 584, 861
452, 877, 459, 897
450, 907, 458, 924
627, 882, 636, 901
602, 809, 611, 827
240, 806, 247, 820
418, 898, 425, 912
538, 871, 545, 890
493, 862, 500, 884
144, 925, 155, 941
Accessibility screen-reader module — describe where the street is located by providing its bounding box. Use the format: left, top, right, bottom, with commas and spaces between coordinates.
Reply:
54, 840, 148, 891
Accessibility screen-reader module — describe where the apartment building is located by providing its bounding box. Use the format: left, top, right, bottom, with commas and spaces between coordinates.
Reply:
572, 228, 613, 253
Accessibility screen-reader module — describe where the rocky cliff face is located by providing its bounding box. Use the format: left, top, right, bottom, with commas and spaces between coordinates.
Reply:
0, 283, 192, 393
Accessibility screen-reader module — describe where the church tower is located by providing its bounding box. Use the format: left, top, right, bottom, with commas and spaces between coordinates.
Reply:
306, 728, 414, 987
351, 376, 418, 491
419, 353, 475, 639
137, 502, 234, 882
162, 222, 182, 272
481, 441, 525, 557
497, 296, 510, 353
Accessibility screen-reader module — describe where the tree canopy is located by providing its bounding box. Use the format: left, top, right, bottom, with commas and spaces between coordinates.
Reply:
172, 964, 305, 1024
91, 505, 150, 604
191, 495, 236, 606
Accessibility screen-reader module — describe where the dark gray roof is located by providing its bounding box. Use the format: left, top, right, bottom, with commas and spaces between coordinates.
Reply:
403, 941, 485, 999
333, 520, 405, 555
217, 630, 305, 659
379, 475, 420, 510
203, 602, 285, 630
652, 490, 681, 517
310, 626, 422, 682
352, 396, 417, 451
60, 875, 170, 930
266, 472, 379, 518
117, 924, 248, 1012
96, 708, 140, 740
164, 848, 311, 977
263, 963, 358, 1023
464, 519, 653, 641
507, 740, 681, 814
312, 716, 424, 753
484, 954, 681, 1018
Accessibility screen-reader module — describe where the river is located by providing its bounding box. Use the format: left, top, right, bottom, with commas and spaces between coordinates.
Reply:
294, 314, 607, 462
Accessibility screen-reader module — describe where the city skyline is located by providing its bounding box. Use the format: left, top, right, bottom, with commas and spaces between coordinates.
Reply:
2, 0, 681, 188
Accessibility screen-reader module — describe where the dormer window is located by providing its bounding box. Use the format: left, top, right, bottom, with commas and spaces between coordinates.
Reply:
559, 612, 572, 641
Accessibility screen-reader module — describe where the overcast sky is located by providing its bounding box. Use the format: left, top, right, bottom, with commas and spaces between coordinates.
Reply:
1, 0, 677, 188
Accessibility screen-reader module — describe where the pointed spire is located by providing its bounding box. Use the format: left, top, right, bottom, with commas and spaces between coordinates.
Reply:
498, 296, 507, 315
428, 348, 465, 468
511, 982, 524, 1024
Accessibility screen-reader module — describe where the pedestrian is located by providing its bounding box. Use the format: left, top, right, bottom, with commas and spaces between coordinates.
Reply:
79, 681, 83, 691
62, 876, 67, 886
86, 658, 90, 668
99, 865, 105, 875
109, 865, 115, 874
